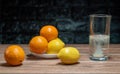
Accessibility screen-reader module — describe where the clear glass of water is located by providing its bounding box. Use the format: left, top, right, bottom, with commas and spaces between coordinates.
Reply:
89, 14, 111, 61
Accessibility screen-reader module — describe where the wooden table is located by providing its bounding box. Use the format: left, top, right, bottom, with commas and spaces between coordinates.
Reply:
0, 44, 120, 74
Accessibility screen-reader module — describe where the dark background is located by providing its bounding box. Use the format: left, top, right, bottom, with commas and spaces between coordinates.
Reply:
0, 0, 120, 44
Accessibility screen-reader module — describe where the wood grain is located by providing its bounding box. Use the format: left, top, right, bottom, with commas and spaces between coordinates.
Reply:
0, 44, 120, 74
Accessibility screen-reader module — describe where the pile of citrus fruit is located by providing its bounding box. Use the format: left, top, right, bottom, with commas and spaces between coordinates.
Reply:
4, 25, 80, 66
29, 25, 80, 64
29, 25, 65, 54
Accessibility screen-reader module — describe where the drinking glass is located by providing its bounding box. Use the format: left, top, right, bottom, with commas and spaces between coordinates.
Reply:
89, 14, 111, 61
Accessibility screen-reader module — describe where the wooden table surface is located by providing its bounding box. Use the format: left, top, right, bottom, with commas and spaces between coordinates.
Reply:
0, 44, 120, 74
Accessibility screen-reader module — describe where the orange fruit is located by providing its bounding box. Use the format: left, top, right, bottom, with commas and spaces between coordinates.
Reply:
29, 36, 48, 54
4, 45, 25, 66
40, 25, 58, 41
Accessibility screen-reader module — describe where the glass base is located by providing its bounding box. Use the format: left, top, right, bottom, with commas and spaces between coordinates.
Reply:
89, 56, 108, 61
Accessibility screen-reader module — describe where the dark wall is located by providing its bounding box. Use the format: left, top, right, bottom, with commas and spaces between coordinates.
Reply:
0, 0, 120, 44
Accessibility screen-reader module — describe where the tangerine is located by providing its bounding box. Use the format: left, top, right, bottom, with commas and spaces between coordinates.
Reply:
29, 36, 48, 54
4, 45, 25, 66
40, 25, 58, 41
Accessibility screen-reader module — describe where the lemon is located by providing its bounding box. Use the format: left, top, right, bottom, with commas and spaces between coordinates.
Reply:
47, 38, 65, 54
57, 47, 80, 64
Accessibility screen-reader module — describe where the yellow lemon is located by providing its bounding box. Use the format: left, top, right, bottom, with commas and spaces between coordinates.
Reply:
57, 47, 80, 64
47, 38, 65, 54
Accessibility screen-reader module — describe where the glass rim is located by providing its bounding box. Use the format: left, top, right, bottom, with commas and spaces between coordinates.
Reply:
90, 14, 112, 17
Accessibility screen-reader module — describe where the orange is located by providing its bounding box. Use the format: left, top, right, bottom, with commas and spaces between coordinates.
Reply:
4, 45, 25, 66
40, 25, 58, 41
29, 36, 48, 54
